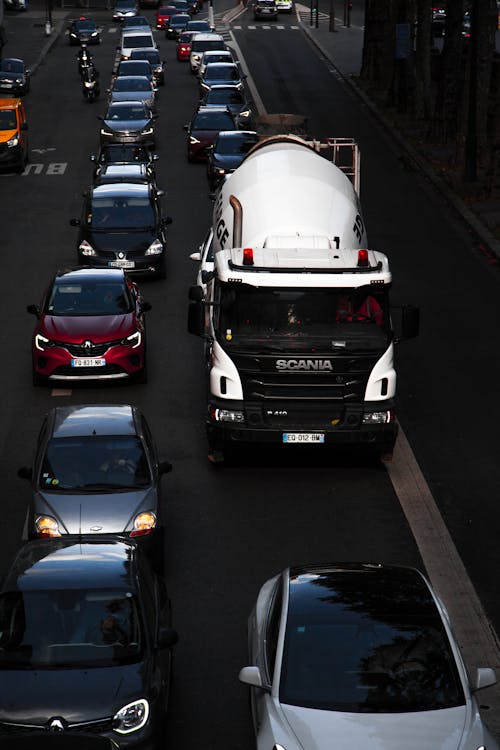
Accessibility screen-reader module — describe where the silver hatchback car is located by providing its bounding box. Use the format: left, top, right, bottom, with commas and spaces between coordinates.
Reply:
240, 563, 498, 750
18, 404, 172, 567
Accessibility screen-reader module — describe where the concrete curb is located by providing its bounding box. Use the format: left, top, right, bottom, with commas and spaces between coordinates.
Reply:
30, 15, 69, 75
299, 20, 500, 264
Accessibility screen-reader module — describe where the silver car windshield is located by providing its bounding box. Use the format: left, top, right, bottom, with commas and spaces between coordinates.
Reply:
0, 589, 142, 668
40, 435, 152, 491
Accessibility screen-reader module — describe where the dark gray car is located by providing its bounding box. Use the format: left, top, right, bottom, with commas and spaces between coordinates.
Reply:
18, 405, 172, 566
98, 100, 157, 148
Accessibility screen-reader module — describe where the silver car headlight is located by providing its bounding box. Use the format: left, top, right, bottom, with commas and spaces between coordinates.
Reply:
189, 135, 200, 144
79, 240, 96, 256
141, 126, 154, 135
113, 699, 149, 734
100, 127, 113, 137
145, 238, 163, 255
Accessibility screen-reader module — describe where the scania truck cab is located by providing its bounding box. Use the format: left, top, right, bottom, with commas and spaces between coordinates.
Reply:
188, 136, 419, 461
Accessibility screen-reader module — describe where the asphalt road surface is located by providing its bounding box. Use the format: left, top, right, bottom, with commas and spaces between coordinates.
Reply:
0, 0, 499, 746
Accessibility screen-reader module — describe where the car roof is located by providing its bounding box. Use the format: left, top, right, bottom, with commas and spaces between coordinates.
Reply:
204, 62, 238, 69
106, 99, 148, 109
99, 163, 148, 176
191, 32, 224, 41
114, 75, 151, 82
51, 404, 137, 439
202, 50, 231, 56
195, 105, 232, 115
3, 539, 140, 593
122, 28, 154, 36
54, 267, 126, 284
217, 130, 258, 139
92, 182, 150, 197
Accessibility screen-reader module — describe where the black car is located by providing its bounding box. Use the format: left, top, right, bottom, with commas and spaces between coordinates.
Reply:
186, 18, 212, 32
207, 130, 258, 189
90, 143, 159, 180
70, 182, 172, 277
0, 538, 178, 746
198, 62, 245, 95
0, 58, 30, 95
114, 58, 154, 84
130, 48, 166, 86
68, 17, 102, 45
200, 84, 253, 127
165, 12, 191, 39
98, 100, 157, 149
253, 0, 278, 19
93, 162, 155, 185
0, 734, 117, 750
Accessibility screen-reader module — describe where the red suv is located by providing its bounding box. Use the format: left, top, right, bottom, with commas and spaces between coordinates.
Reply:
28, 267, 151, 385
155, 4, 180, 28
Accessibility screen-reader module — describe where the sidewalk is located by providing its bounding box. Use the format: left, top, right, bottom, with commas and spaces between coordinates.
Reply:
295, 6, 500, 265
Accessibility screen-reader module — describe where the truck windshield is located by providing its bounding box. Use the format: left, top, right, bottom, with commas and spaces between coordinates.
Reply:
216, 285, 390, 350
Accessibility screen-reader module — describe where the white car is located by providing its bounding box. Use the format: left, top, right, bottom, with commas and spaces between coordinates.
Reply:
275, 0, 293, 10
239, 563, 498, 750
189, 33, 226, 74
119, 28, 156, 60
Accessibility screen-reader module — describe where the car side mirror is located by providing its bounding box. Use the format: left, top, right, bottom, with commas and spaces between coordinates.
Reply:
238, 666, 270, 690
157, 189, 166, 197
473, 667, 497, 691
189, 251, 201, 262
164, 216, 173, 226
26, 304, 40, 318
183, 124, 189, 131
89, 154, 97, 162
152, 153, 159, 161
70, 218, 81, 227
156, 627, 178, 649
158, 460, 173, 475
17, 466, 32, 481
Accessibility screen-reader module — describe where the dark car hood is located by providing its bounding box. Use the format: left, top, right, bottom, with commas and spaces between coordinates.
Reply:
213, 154, 245, 171
192, 129, 223, 144
85, 228, 156, 253
104, 118, 151, 132
42, 314, 134, 342
0, 663, 149, 725
35, 487, 157, 534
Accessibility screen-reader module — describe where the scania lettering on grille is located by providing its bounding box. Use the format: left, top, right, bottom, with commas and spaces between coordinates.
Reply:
275, 359, 333, 371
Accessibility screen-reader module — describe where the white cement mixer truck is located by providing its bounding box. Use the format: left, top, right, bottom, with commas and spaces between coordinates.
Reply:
188, 135, 419, 462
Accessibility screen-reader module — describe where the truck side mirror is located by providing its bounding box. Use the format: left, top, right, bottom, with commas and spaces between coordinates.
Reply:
187, 301, 204, 336
401, 305, 419, 339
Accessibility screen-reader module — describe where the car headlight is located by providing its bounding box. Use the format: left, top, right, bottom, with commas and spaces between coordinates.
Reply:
91, 30, 98, 36
215, 167, 225, 175
35, 333, 54, 351
189, 135, 200, 144
130, 511, 157, 536
200, 82, 209, 90
7, 135, 19, 147
362, 410, 394, 425
84, 80, 94, 88
36, 516, 61, 538
113, 699, 149, 734
70, 31, 77, 37
145, 238, 163, 256
123, 330, 142, 348
100, 127, 113, 137
239, 109, 251, 118
79, 240, 96, 256
141, 126, 154, 135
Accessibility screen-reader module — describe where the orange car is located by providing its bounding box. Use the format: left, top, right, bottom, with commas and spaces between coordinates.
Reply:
0, 98, 28, 172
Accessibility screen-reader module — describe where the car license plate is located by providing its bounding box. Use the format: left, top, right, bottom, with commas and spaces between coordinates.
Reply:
71, 358, 106, 368
283, 433, 325, 444
108, 260, 135, 269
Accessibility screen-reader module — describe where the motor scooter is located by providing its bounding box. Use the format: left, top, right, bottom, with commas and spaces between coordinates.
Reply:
82, 66, 100, 102
77, 45, 94, 79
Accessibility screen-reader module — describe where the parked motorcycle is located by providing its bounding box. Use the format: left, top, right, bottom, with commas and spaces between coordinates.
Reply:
82, 65, 100, 102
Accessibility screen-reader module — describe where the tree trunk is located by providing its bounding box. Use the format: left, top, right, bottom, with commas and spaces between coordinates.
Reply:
413, 0, 431, 120
432, 0, 465, 142
360, 0, 396, 96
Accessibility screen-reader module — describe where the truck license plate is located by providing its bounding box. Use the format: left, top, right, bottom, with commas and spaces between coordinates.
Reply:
283, 433, 325, 444
71, 359, 106, 368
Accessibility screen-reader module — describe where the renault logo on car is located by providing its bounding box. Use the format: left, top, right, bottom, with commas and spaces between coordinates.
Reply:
48, 718, 65, 732
83, 340, 94, 350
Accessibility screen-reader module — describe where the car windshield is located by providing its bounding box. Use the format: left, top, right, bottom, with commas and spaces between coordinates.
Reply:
107, 104, 148, 120
216, 286, 390, 352
216, 136, 257, 155
75, 20, 95, 29
99, 144, 149, 162
207, 89, 243, 106
0, 110, 17, 130
124, 35, 153, 47
192, 40, 225, 52
193, 112, 234, 130
40, 435, 152, 491
113, 77, 150, 91
0, 589, 142, 668
280, 570, 465, 713
0, 59, 23, 73
46, 279, 132, 317
204, 65, 240, 81
90, 195, 155, 229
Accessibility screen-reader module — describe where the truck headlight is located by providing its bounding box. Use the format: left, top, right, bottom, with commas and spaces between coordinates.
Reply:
79, 240, 96, 256
362, 410, 394, 425
211, 407, 245, 423
145, 238, 163, 255
113, 699, 149, 734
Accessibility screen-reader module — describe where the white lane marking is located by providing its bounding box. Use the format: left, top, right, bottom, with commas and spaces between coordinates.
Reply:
227, 29, 267, 116
276, 24, 285, 28
388, 427, 500, 731
22, 163, 67, 176
233, 24, 242, 28
248, 24, 256, 29
51, 389, 72, 396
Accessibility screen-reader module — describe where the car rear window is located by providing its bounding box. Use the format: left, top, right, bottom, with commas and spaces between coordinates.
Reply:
193, 112, 234, 130
192, 39, 226, 52
279, 569, 465, 713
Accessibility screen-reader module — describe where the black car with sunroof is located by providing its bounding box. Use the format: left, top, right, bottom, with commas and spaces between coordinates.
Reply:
90, 143, 159, 180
